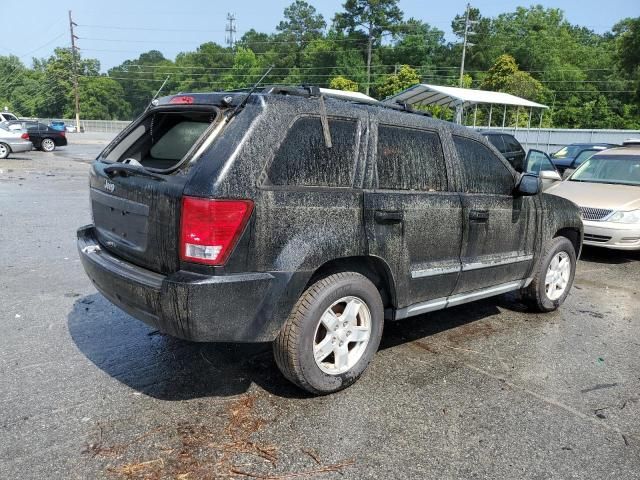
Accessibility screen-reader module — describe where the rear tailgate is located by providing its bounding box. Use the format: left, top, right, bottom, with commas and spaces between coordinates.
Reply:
89, 164, 186, 273
89, 103, 222, 274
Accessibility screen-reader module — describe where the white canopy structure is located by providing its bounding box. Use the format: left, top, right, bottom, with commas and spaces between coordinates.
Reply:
384, 84, 548, 128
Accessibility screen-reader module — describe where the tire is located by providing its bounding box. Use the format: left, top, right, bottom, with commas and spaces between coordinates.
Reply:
41, 138, 55, 152
522, 236, 576, 312
0, 143, 9, 159
273, 272, 384, 395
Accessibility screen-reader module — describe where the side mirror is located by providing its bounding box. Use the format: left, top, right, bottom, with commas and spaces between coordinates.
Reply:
516, 173, 542, 196
540, 170, 561, 181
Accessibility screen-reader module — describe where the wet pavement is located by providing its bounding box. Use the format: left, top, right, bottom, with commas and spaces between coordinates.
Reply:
1, 143, 639, 479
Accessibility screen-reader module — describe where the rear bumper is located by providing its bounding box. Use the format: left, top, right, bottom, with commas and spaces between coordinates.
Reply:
77, 225, 295, 342
583, 220, 640, 250
8, 141, 32, 153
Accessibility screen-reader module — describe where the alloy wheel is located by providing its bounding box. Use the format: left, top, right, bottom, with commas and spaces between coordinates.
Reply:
545, 251, 571, 301
313, 296, 371, 375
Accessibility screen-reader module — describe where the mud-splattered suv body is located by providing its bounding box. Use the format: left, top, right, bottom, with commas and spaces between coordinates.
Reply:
78, 89, 582, 393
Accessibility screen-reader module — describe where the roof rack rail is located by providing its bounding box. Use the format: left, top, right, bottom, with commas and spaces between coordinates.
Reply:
262, 85, 434, 118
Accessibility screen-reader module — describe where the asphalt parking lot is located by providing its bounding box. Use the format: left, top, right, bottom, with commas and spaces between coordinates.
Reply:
1, 138, 639, 479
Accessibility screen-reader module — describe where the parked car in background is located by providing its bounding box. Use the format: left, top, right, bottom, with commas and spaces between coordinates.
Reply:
0, 123, 32, 159
49, 121, 66, 132
547, 144, 640, 250
561, 148, 601, 178
551, 143, 617, 174
77, 88, 583, 394
479, 131, 561, 190
523, 150, 563, 190
480, 131, 526, 171
0, 111, 19, 123
4, 120, 67, 151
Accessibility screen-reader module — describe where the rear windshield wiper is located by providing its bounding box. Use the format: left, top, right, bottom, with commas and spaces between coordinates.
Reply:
104, 163, 166, 182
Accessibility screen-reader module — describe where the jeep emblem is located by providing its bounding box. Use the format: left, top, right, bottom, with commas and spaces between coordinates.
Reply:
104, 179, 115, 193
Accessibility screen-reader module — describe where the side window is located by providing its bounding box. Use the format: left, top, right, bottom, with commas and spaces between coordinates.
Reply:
526, 151, 555, 174
503, 135, 522, 152
453, 136, 514, 195
267, 117, 358, 187
376, 125, 447, 191
486, 134, 505, 153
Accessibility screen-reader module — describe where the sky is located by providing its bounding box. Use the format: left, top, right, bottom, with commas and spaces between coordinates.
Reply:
1, 0, 638, 72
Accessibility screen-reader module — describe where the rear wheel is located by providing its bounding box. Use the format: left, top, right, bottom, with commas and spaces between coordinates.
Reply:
523, 236, 576, 312
0, 143, 9, 159
41, 138, 55, 152
273, 272, 384, 395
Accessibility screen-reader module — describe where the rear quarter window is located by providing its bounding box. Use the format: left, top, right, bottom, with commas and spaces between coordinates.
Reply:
453, 135, 515, 195
266, 116, 358, 188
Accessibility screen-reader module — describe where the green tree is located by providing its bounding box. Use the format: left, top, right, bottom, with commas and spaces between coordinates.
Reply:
377, 64, 419, 99
109, 50, 177, 116
329, 75, 359, 91
334, 0, 404, 94
481, 54, 544, 101
276, 1, 326, 46
220, 47, 262, 90
77, 77, 131, 120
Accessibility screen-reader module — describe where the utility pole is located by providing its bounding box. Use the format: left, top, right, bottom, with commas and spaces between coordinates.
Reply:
225, 13, 237, 48
365, 23, 373, 96
458, 3, 475, 88
456, 3, 475, 124
68, 10, 80, 131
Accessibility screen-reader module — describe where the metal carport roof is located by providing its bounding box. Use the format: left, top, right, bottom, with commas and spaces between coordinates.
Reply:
384, 84, 548, 109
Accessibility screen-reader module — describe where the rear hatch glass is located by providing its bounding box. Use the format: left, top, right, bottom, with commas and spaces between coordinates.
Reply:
102, 108, 216, 171
91, 106, 219, 273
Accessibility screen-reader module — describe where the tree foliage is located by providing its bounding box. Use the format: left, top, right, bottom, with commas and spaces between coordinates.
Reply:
0, 2, 637, 128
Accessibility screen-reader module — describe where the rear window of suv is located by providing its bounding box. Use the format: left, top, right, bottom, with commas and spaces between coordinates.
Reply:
266, 116, 359, 188
102, 109, 216, 171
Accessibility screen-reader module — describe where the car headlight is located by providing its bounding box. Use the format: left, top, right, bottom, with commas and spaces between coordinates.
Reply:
608, 209, 640, 224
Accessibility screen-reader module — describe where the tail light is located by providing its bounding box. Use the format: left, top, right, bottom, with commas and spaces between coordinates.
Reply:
180, 197, 254, 266
20, 133, 29, 140
60, 130, 66, 137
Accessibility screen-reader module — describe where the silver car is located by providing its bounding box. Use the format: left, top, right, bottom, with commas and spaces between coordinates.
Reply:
547, 145, 640, 250
0, 123, 33, 159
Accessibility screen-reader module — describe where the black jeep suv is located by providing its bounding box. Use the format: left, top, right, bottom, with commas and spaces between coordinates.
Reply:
77, 88, 583, 394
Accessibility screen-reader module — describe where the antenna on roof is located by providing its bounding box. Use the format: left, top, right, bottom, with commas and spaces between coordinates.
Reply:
145, 75, 170, 112
226, 65, 274, 122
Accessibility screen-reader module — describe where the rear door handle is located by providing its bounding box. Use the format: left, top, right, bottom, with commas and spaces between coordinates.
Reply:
374, 210, 404, 224
469, 209, 490, 222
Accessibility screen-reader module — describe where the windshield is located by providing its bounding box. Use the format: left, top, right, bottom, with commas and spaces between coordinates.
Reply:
2, 113, 17, 121
570, 155, 640, 186
552, 145, 582, 159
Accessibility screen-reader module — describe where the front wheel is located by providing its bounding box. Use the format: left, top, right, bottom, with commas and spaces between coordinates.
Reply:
523, 236, 577, 312
41, 138, 56, 152
0, 143, 9, 159
273, 272, 384, 395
